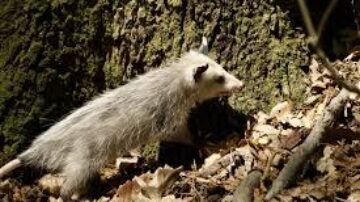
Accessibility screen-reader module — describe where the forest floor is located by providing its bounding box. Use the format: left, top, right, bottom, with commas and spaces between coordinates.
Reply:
1, 57, 360, 202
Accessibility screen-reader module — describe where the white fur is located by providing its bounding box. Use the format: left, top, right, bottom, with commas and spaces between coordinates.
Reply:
0, 50, 243, 199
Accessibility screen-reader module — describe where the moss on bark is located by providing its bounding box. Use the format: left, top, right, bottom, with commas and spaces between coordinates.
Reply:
105, 0, 309, 113
0, 0, 114, 162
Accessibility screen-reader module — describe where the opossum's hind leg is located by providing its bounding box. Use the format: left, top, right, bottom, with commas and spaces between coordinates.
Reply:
0, 159, 22, 179
60, 160, 101, 200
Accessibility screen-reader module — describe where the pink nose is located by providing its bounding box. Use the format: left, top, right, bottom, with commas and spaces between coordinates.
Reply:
233, 81, 244, 92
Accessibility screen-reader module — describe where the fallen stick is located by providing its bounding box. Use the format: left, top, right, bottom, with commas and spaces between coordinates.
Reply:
199, 147, 253, 177
265, 88, 350, 200
199, 151, 241, 177
233, 170, 262, 202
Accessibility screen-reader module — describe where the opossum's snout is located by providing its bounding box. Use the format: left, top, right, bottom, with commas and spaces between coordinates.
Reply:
230, 80, 244, 93
219, 79, 244, 96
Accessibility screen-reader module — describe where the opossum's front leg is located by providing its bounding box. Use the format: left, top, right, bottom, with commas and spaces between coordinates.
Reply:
162, 122, 194, 145
60, 155, 104, 200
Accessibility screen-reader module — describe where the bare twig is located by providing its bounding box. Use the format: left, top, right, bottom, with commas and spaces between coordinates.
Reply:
233, 170, 262, 202
261, 152, 276, 181
297, 0, 360, 95
315, 48, 360, 94
199, 148, 253, 177
317, 0, 339, 40
199, 152, 237, 177
297, 0, 317, 39
264, 89, 350, 200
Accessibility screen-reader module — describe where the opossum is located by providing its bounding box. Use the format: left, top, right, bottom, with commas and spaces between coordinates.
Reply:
0, 38, 244, 199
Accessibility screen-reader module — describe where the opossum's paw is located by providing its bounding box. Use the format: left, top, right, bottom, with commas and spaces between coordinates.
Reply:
48, 196, 64, 202
38, 175, 82, 201
61, 194, 93, 202
38, 174, 65, 195
75, 195, 95, 202
49, 196, 90, 202
70, 193, 80, 201
59, 192, 81, 202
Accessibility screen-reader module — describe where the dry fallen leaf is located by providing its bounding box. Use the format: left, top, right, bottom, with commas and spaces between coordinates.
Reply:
252, 124, 280, 145
255, 111, 271, 124
279, 130, 304, 150
161, 195, 192, 202
344, 51, 360, 61
253, 124, 280, 136
309, 58, 321, 78
311, 80, 327, 90
347, 191, 360, 202
316, 146, 336, 175
199, 145, 254, 178
283, 117, 303, 128
269, 101, 292, 121
304, 95, 321, 106
280, 129, 294, 136
257, 136, 270, 145
302, 108, 316, 128
349, 82, 360, 100
350, 175, 360, 191
201, 153, 222, 170
111, 166, 182, 202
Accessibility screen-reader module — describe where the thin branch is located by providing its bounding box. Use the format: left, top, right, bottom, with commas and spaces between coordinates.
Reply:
262, 152, 276, 181
233, 170, 262, 202
297, 0, 317, 39
314, 48, 360, 94
317, 0, 339, 40
264, 89, 350, 200
199, 149, 252, 177
297, 0, 360, 95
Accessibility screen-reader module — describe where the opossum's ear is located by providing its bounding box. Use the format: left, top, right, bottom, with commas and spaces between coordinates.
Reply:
198, 37, 208, 55
193, 64, 208, 82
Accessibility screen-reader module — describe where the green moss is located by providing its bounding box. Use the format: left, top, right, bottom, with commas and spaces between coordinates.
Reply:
0, 0, 116, 163
26, 41, 44, 66
168, 0, 182, 8
221, 2, 309, 113
140, 141, 160, 162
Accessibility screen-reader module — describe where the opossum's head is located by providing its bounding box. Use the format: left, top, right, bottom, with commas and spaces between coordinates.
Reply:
183, 38, 244, 101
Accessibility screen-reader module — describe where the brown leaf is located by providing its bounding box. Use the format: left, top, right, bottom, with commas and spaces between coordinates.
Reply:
316, 146, 336, 174
269, 101, 292, 121
111, 166, 182, 202
344, 50, 360, 61
347, 191, 360, 202
279, 130, 304, 150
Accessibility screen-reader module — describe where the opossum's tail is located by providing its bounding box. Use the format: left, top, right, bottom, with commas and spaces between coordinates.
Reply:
0, 159, 22, 179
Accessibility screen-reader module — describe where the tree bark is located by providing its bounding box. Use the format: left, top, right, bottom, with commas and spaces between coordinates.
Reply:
0, 0, 309, 163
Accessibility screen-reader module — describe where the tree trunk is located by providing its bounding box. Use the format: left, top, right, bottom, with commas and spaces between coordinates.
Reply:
0, 0, 309, 163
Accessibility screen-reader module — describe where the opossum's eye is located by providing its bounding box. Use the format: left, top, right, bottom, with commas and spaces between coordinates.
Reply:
215, 75, 225, 84
194, 64, 208, 82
